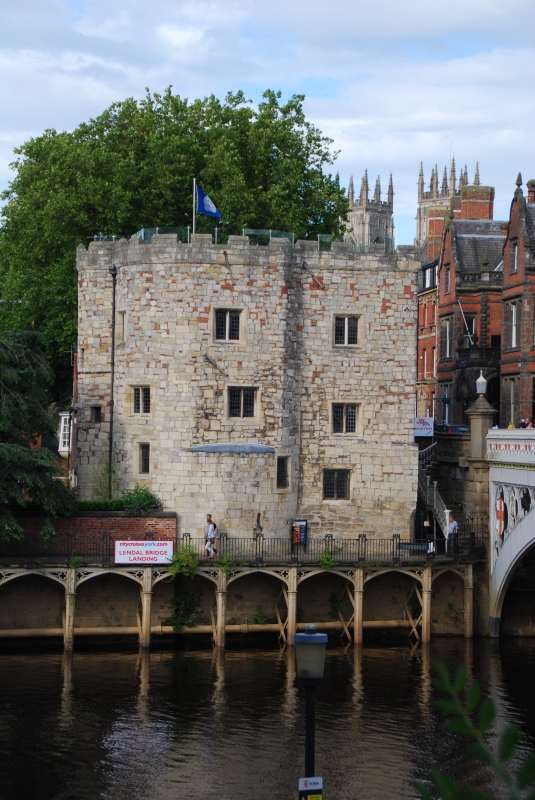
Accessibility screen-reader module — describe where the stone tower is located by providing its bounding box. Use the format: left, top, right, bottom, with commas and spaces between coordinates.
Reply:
416, 160, 481, 259
345, 170, 394, 249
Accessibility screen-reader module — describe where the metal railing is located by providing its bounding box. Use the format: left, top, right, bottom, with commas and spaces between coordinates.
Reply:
182, 533, 485, 566
0, 532, 487, 568
418, 442, 437, 470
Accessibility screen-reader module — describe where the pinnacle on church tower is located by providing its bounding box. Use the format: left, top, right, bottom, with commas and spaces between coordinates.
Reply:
388, 173, 394, 210
418, 163, 424, 201
374, 176, 381, 203
441, 166, 448, 197
450, 158, 456, 196
432, 165, 439, 198
348, 175, 354, 206
360, 170, 369, 205
474, 163, 480, 186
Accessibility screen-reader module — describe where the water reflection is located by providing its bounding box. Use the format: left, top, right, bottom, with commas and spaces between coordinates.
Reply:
0, 641, 534, 799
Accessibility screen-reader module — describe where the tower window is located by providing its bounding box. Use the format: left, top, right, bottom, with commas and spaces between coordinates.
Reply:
134, 387, 151, 413
276, 457, 289, 489
139, 443, 150, 474
323, 469, 350, 500
228, 388, 257, 418
334, 316, 358, 346
215, 310, 241, 341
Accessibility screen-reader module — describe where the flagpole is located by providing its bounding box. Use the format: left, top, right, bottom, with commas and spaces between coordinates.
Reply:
192, 177, 196, 234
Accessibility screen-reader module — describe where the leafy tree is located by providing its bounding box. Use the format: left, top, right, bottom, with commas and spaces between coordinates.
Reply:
0, 89, 348, 397
415, 662, 535, 800
0, 331, 74, 541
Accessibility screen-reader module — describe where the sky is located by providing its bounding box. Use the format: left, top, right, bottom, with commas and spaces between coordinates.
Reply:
1, 0, 534, 244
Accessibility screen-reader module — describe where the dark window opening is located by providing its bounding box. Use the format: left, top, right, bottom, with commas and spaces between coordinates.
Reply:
491, 334, 501, 348
215, 309, 241, 341
334, 317, 358, 346
91, 406, 102, 423
323, 469, 350, 500
333, 404, 358, 433
277, 457, 289, 489
228, 387, 256, 418
139, 443, 150, 474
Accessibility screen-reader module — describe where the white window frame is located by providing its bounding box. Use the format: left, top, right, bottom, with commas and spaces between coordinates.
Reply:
58, 412, 71, 454
511, 303, 517, 348
444, 265, 451, 294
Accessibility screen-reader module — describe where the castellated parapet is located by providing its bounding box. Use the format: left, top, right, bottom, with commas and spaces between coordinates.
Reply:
76, 233, 419, 539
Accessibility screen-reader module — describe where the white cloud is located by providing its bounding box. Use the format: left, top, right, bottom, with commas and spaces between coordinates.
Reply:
1, 0, 534, 243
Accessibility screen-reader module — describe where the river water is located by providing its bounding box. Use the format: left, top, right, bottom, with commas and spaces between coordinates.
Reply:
1, 639, 534, 800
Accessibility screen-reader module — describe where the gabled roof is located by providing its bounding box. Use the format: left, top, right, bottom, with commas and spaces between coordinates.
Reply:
450, 219, 505, 273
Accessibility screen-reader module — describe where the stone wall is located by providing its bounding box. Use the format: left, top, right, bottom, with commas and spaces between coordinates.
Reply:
76, 234, 419, 539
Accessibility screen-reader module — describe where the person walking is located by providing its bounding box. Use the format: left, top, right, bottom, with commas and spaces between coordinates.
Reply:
204, 514, 217, 559
447, 513, 458, 556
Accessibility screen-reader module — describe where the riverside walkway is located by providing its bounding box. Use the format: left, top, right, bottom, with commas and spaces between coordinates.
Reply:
0, 533, 486, 650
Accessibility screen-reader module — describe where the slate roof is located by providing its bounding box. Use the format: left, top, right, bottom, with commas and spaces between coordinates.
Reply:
525, 205, 535, 249
452, 219, 504, 273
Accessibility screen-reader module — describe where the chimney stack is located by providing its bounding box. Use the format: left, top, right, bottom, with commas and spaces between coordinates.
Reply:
527, 179, 535, 204
460, 185, 494, 220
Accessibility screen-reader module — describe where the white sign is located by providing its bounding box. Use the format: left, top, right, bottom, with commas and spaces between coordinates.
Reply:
414, 417, 434, 437
299, 778, 323, 791
114, 541, 173, 564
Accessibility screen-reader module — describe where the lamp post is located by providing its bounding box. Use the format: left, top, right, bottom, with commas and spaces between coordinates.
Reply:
476, 369, 487, 396
295, 624, 327, 778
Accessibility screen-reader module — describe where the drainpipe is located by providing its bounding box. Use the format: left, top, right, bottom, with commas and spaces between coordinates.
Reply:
108, 264, 117, 499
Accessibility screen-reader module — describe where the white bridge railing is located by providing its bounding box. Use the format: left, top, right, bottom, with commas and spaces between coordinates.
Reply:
487, 430, 535, 466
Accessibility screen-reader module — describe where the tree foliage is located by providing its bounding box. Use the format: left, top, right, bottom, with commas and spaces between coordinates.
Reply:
0, 331, 74, 541
415, 662, 535, 800
0, 89, 348, 396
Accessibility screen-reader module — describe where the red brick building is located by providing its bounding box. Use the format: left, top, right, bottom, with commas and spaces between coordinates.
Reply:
435, 185, 504, 424
416, 259, 438, 417
500, 176, 535, 426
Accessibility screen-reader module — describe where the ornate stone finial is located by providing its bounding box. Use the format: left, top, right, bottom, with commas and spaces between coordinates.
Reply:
348, 175, 354, 206
474, 162, 480, 186
516, 172, 523, 187
374, 175, 381, 203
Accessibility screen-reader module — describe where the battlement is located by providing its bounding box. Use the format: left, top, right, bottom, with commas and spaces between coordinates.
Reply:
77, 233, 418, 273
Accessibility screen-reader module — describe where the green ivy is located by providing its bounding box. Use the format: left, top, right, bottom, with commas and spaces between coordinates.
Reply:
319, 546, 337, 570
167, 545, 199, 579
163, 590, 203, 632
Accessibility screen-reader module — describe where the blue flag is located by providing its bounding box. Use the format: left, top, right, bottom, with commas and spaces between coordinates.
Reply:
196, 184, 222, 219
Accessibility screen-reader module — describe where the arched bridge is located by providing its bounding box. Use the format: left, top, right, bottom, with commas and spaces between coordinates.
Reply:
487, 430, 535, 636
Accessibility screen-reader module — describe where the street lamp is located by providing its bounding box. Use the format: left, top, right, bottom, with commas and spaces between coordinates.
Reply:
476, 370, 487, 396
295, 624, 327, 778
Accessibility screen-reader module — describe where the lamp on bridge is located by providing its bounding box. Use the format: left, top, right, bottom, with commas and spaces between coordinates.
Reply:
295, 624, 327, 779
476, 370, 487, 396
